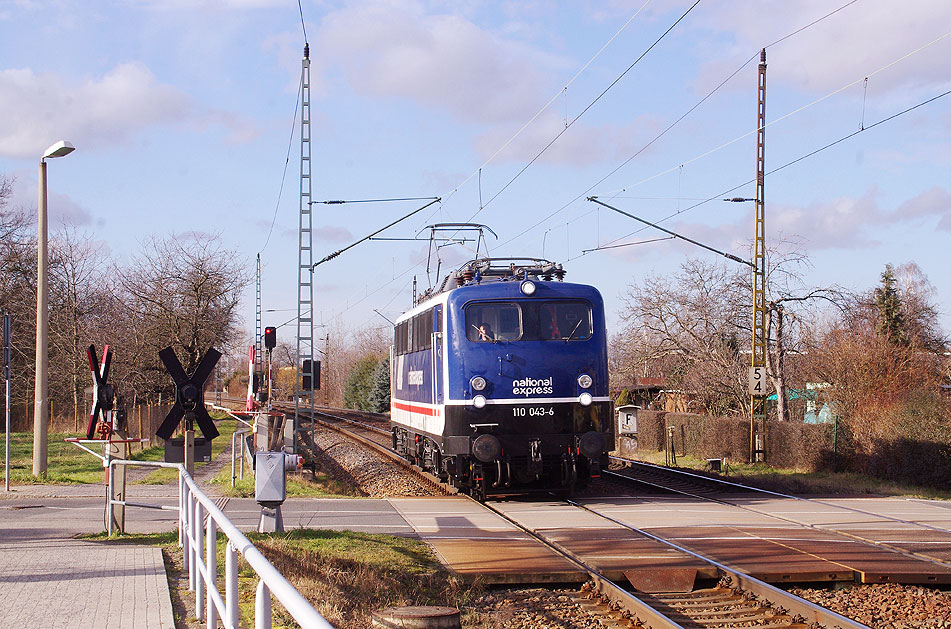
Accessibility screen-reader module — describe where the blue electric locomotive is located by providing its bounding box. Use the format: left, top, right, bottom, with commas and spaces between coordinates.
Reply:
390, 258, 613, 499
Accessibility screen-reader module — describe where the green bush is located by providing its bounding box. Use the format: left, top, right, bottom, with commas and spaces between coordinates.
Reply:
344, 356, 381, 412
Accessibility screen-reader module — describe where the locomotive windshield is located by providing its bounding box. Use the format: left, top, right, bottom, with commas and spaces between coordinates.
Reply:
466, 300, 592, 342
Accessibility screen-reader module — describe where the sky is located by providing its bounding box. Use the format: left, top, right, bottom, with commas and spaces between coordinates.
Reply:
2, 0, 950, 351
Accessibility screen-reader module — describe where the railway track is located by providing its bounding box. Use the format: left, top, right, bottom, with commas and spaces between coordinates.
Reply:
608, 457, 951, 571
275, 404, 866, 628
276, 403, 453, 497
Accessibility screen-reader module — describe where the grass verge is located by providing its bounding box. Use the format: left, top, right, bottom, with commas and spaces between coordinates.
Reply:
3, 430, 165, 485
630, 449, 951, 499
85, 529, 480, 629
208, 464, 361, 498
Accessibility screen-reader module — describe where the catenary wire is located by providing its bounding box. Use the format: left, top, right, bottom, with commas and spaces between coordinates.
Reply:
499, 17, 950, 254
297, 0, 308, 44
315, 0, 895, 323
259, 75, 302, 254
602, 28, 951, 196
585, 86, 951, 255
438, 0, 655, 212
466, 0, 702, 222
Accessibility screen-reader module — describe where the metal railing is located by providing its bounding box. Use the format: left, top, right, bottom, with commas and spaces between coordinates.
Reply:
108, 459, 334, 629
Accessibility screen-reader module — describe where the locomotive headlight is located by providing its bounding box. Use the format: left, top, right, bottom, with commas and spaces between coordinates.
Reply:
470, 375, 487, 391
472, 434, 501, 462
577, 374, 593, 389
520, 279, 537, 296
578, 431, 603, 460
578, 392, 593, 406
472, 394, 487, 409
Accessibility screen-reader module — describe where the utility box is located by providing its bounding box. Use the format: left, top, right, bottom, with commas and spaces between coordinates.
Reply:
255, 451, 286, 505
617, 404, 639, 435
615, 404, 640, 459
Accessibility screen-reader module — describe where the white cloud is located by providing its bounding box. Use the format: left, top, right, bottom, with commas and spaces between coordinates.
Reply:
695, 0, 951, 97
894, 186, 951, 232
0, 62, 191, 158
314, 1, 565, 124
653, 185, 951, 257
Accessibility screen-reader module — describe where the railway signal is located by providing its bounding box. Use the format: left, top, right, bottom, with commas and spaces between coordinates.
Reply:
156, 346, 221, 441
302, 359, 319, 390
86, 344, 115, 439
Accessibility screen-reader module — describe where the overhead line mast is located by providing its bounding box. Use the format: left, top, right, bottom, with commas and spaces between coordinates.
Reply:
295, 43, 314, 453
255, 253, 262, 390
751, 49, 767, 463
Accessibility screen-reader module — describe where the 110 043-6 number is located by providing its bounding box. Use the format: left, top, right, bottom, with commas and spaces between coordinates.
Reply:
513, 407, 555, 417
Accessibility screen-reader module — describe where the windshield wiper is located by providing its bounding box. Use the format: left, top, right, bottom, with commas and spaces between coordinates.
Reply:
563, 319, 584, 343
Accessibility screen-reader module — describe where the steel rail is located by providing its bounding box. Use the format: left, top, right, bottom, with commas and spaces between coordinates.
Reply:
269, 400, 859, 626
290, 404, 679, 626
289, 405, 454, 496
612, 455, 951, 534
566, 496, 869, 629
477, 497, 685, 628
608, 458, 951, 570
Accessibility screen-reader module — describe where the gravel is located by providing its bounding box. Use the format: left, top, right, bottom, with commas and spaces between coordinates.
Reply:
788, 583, 951, 628
311, 424, 440, 497
465, 585, 631, 628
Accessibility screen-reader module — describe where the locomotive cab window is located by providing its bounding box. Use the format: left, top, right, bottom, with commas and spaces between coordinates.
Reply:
527, 301, 592, 341
466, 300, 592, 343
395, 308, 436, 355
466, 302, 521, 342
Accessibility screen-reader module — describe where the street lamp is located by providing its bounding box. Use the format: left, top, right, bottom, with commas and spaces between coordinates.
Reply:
33, 140, 75, 476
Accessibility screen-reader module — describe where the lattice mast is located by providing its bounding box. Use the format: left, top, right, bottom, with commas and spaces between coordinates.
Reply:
255, 253, 262, 390
750, 48, 767, 462
295, 43, 315, 453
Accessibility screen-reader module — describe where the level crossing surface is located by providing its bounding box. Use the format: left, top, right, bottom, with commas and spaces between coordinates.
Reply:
6, 484, 951, 626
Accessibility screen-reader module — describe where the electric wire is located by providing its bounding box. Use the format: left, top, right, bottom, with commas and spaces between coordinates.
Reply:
498, 16, 950, 253
603, 28, 951, 197
586, 86, 951, 255
466, 0, 702, 222
258, 75, 303, 254
297, 0, 308, 44
495, 38, 755, 251
439, 0, 655, 210
312, 0, 924, 325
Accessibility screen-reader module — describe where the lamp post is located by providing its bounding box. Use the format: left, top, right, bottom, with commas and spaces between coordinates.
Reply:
33, 140, 75, 476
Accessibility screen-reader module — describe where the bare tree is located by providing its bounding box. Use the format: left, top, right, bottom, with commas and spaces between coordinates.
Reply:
0, 175, 39, 429
617, 258, 749, 415
47, 225, 110, 427
117, 233, 251, 396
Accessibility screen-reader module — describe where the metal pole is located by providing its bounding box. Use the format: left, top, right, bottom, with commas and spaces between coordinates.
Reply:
206, 515, 218, 628
226, 542, 239, 628
750, 48, 768, 463
33, 160, 49, 476
195, 501, 204, 618
108, 460, 115, 536
255, 580, 272, 629
4, 311, 11, 491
